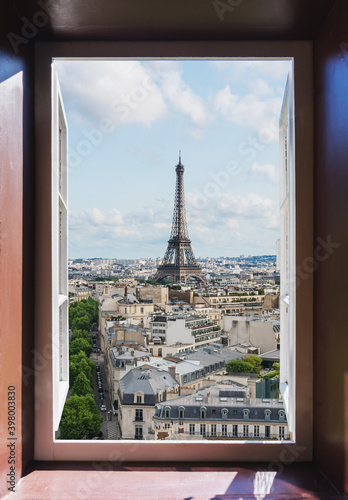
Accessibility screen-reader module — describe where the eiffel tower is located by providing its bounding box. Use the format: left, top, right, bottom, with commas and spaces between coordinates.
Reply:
153, 153, 206, 284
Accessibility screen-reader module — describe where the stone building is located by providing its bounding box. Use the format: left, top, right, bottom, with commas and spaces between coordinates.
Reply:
118, 367, 179, 440
153, 383, 289, 441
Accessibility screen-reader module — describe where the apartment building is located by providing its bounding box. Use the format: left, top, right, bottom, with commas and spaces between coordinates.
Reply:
153, 384, 289, 440
150, 313, 221, 350
118, 367, 179, 440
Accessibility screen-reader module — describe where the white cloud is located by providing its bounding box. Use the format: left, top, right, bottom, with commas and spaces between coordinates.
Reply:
187, 191, 278, 230
159, 63, 211, 126
54, 60, 168, 128
248, 78, 274, 97
249, 162, 279, 184
213, 85, 281, 136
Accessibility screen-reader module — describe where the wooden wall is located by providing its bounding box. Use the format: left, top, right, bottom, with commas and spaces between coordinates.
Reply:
313, 0, 348, 492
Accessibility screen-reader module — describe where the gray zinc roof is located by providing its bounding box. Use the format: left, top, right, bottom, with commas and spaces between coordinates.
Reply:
119, 367, 178, 405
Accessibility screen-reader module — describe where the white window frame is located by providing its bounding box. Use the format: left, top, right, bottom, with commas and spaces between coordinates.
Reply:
279, 71, 297, 436
51, 69, 69, 431
34, 40, 313, 463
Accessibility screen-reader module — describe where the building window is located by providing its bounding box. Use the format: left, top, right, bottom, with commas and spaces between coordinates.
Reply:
264, 410, 271, 420
200, 408, 206, 419
178, 407, 184, 419
279, 426, 285, 439
221, 409, 228, 419
189, 424, 195, 435
254, 425, 260, 438
135, 409, 143, 421
221, 424, 227, 437
265, 426, 271, 438
232, 425, 238, 437
200, 424, 206, 437
136, 395, 142, 403
135, 425, 143, 440
243, 425, 249, 438
211, 424, 217, 437
243, 409, 250, 419
165, 407, 170, 418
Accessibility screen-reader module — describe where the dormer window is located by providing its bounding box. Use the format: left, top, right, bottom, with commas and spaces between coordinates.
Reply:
243, 409, 250, 419
200, 407, 207, 419
221, 408, 228, 419
164, 406, 171, 418
178, 406, 185, 419
134, 393, 143, 404
264, 409, 271, 420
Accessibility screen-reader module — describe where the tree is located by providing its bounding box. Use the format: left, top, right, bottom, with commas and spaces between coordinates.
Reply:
70, 328, 91, 344
226, 360, 256, 373
257, 288, 265, 295
272, 362, 280, 371
69, 337, 93, 358
72, 371, 92, 396
59, 395, 103, 439
241, 355, 263, 373
69, 351, 95, 387
71, 314, 91, 332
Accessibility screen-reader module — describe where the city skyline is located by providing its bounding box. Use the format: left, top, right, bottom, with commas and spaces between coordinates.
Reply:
54, 59, 292, 259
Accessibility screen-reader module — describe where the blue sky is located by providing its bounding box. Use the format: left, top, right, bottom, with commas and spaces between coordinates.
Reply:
54, 59, 292, 259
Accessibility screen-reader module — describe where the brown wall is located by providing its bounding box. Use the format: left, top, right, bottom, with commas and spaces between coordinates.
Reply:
0, 20, 35, 485
313, 0, 348, 492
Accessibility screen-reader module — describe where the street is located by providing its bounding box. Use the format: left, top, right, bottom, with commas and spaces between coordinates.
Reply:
90, 330, 120, 440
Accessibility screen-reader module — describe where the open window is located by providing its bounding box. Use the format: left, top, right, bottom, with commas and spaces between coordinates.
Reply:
279, 72, 296, 436
34, 41, 313, 463
52, 70, 69, 430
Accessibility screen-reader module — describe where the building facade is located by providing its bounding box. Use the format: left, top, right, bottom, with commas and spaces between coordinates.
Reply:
153, 384, 289, 440
118, 367, 179, 440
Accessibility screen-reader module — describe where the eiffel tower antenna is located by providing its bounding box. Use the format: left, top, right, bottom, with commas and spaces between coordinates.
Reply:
153, 156, 206, 284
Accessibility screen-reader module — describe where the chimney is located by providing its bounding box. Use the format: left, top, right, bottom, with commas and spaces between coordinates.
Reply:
168, 366, 176, 380
124, 286, 128, 297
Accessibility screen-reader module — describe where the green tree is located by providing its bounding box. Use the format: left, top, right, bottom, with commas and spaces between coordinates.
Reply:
71, 314, 91, 332
171, 284, 181, 290
69, 351, 95, 386
226, 360, 256, 373
244, 355, 262, 367
72, 371, 92, 396
272, 362, 280, 371
69, 337, 93, 358
59, 395, 103, 439
257, 288, 265, 295
241, 355, 263, 373
70, 328, 91, 343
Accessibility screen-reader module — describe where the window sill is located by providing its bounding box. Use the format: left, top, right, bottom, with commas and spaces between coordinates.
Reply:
8, 462, 344, 499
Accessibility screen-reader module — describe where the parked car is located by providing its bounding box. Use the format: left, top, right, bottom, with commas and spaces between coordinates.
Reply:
99, 393, 104, 400
98, 387, 103, 393
96, 365, 100, 372
100, 404, 107, 411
